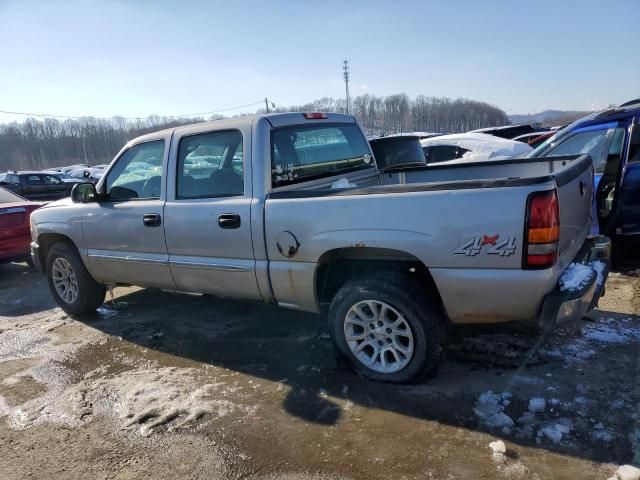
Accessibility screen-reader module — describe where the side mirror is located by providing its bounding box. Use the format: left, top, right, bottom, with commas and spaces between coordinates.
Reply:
71, 182, 98, 203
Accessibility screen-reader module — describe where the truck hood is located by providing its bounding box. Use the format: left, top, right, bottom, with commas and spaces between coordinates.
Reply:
38, 197, 73, 209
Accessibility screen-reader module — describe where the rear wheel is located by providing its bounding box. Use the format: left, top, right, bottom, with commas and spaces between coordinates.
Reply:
46, 242, 105, 315
328, 272, 445, 383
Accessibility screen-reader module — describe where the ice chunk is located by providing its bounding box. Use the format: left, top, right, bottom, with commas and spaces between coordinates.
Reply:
489, 440, 506, 454
528, 397, 546, 413
609, 465, 640, 480
489, 440, 507, 463
538, 418, 572, 443
517, 411, 536, 425
539, 425, 563, 443
485, 412, 514, 429
559, 263, 594, 292
474, 391, 514, 429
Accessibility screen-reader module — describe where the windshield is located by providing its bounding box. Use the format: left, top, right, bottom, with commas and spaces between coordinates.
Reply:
271, 123, 373, 187
527, 113, 598, 157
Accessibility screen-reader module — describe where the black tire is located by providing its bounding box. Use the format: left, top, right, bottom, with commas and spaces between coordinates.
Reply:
328, 272, 445, 384
46, 241, 106, 315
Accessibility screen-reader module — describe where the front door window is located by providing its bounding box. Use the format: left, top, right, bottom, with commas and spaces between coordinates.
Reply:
105, 140, 165, 200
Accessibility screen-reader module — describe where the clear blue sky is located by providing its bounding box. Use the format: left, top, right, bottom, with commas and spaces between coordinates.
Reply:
1, 0, 638, 123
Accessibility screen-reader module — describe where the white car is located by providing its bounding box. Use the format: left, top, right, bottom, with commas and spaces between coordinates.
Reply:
420, 133, 533, 165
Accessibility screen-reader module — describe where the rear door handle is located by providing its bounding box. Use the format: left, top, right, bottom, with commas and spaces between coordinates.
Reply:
143, 213, 162, 227
218, 213, 241, 229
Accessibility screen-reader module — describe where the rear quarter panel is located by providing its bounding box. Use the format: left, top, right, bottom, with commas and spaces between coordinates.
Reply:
264, 181, 564, 322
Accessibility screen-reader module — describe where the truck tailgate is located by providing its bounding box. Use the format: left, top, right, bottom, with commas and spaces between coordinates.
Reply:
553, 155, 594, 266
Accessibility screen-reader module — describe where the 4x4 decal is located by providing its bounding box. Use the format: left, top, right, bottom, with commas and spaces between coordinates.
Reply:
454, 234, 517, 257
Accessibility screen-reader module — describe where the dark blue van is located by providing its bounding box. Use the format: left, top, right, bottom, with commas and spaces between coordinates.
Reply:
529, 99, 640, 259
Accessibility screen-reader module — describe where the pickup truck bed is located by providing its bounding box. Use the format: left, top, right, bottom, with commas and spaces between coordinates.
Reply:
265, 154, 595, 324
29, 113, 610, 383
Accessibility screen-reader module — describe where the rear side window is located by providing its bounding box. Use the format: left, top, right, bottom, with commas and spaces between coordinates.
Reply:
271, 123, 372, 187
26, 175, 42, 185
177, 130, 244, 199
44, 174, 62, 185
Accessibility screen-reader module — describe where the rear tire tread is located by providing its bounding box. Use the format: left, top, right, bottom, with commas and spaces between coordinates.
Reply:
328, 271, 446, 384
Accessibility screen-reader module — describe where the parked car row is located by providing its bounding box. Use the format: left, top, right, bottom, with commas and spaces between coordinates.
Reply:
0, 164, 107, 201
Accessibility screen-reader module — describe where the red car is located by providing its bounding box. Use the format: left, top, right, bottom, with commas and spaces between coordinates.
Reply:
0, 187, 41, 265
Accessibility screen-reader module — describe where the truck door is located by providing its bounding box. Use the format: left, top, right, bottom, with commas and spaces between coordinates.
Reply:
542, 122, 624, 234
81, 139, 175, 289
595, 123, 630, 235
163, 128, 261, 300
617, 120, 640, 237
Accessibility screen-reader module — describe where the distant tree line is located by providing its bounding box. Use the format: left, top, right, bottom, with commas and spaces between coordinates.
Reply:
267, 94, 509, 136
0, 93, 508, 171
0, 116, 213, 171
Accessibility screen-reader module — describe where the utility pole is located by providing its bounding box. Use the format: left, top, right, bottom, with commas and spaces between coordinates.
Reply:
343, 60, 350, 114
265, 97, 270, 113
81, 136, 88, 165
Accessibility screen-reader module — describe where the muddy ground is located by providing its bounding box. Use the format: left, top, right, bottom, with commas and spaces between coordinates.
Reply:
0, 262, 639, 479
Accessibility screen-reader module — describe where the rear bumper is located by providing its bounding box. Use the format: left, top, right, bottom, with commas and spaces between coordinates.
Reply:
537, 235, 611, 329
30, 241, 44, 272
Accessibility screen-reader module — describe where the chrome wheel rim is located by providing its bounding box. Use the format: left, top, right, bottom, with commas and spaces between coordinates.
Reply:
51, 257, 78, 304
344, 300, 414, 373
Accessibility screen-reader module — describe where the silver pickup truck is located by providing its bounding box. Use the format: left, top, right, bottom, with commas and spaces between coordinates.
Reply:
29, 113, 610, 383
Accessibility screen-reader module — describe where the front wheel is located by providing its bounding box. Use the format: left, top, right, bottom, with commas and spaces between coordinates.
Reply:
46, 242, 106, 315
328, 272, 445, 383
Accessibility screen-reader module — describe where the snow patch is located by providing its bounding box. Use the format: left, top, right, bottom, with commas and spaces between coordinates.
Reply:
582, 319, 640, 344
559, 263, 594, 292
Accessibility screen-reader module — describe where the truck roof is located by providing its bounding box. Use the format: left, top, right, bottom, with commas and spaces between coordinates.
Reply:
129, 112, 357, 146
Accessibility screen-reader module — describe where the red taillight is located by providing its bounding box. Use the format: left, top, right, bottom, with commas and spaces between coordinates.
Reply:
303, 112, 328, 119
524, 190, 559, 269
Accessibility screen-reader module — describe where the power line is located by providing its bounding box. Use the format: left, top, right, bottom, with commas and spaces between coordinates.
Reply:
0, 100, 266, 121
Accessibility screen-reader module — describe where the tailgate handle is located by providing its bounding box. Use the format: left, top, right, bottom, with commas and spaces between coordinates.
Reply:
579, 181, 585, 196
219, 213, 241, 229
143, 213, 162, 227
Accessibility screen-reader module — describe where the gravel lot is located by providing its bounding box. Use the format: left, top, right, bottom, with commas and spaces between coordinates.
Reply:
1, 262, 639, 479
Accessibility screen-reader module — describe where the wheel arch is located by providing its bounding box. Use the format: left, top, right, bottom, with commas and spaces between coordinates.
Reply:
37, 233, 79, 271
314, 247, 444, 313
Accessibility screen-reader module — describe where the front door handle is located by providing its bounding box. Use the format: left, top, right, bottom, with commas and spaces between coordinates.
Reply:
143, 213, 162, 227
218, 213, 241, 229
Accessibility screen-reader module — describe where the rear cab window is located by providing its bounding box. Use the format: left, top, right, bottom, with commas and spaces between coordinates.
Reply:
271, 123, 372, 188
